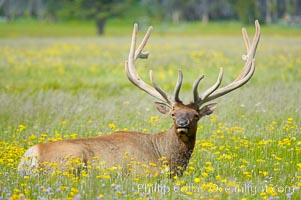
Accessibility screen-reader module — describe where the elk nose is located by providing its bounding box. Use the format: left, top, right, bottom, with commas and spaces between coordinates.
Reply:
176, 119, 189, 127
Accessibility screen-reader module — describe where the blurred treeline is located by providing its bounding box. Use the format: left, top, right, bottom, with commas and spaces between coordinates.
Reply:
1, 0, 301, 34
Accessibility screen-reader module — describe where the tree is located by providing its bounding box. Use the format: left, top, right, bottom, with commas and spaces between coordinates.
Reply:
143, 0, 235, 24
232, 0, 256, 24
1, 0, 300, 27
142, 0, 188, 24
58, 0, 132, 35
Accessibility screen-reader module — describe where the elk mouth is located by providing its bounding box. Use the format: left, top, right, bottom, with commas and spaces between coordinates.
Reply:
176, 127, 189, 135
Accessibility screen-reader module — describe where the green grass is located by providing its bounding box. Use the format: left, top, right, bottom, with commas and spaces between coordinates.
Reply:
0, 21, 97, 38
0, 24, 300, 199
1, 19, 301, 38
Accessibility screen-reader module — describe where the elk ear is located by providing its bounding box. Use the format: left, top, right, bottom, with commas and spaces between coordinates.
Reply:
154, 102, 171, 115
198, 103, 217, 117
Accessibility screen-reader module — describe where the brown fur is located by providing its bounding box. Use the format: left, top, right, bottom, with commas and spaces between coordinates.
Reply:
18, 102, 216, 176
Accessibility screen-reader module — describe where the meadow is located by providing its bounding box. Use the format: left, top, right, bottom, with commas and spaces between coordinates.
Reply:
0, 23, 301, 199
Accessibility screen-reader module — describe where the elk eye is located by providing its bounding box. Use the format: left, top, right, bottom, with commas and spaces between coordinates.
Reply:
194, 114, 200, 120
171, 113, 175, 117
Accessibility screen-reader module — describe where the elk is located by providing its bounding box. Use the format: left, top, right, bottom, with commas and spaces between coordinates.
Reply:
18, 21, 260, 176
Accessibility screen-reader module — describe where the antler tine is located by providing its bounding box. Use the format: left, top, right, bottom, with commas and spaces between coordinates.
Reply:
237, 20, 261, 80
239, 28, 251, 79
150, 69, 183, 105
173, 69, 183, 102
192, 75, 205, 103
203, 59, 255, 103
194, 20, 260, 106
134, 24, 152, 60
126, 23, 175, 106
250, 20, 261, 59
242, 28, 250, 53
195, 68, 223, 106
149, 69, 183, 105
149, 70, 173, 105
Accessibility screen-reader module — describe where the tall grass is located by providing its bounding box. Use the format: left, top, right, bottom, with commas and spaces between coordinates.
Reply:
0, 30, 300, 199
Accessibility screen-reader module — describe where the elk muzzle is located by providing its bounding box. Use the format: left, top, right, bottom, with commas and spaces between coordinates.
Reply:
176, 119, 190, 135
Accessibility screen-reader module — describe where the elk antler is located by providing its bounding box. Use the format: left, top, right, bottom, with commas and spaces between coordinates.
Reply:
193, 20, 261, 107
125, 23, 183, 107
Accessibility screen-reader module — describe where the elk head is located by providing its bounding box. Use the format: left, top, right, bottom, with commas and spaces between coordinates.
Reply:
125, 21, 260, 143
154, 101, 217, 143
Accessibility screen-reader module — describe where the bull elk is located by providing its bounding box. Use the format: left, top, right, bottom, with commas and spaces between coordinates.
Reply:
18, 21, 260, 176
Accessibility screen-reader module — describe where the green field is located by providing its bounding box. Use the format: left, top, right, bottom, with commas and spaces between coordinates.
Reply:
1, 20, 301, 37
0, 22, 301, 199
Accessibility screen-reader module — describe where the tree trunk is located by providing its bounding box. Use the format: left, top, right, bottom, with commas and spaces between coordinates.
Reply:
201, 0, 209, 24
202, 13, 209, 24
96, 18, 106, 35
171, 10, 181, 24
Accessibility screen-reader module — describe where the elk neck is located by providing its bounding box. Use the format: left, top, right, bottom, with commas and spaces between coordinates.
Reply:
150, 125, 197, 175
